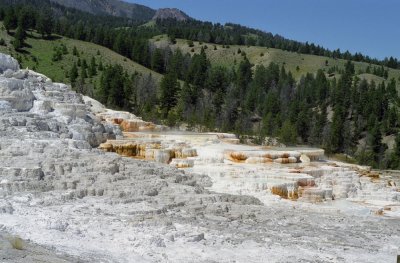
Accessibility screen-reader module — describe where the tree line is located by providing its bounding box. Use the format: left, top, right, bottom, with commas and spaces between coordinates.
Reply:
157, 19, 400, 70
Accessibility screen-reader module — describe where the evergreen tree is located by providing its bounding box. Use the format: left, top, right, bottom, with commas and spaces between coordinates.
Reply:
72, 46, 79, 56
206, 66, 228, 93
280, 120, 297, 145
98, 60, 104, 71
176, 81, 194, 121
185, 48, 209, 104
369, 123, 387, 168
98, 64, 128, 109
0, 8, 5, 21
328, 105, 345, 153
89, 56, 97, 76
236, 57, 252, 99
167, 49, 185, 79
151, 48, 164, 73
296, 105, 311, 143
80, 66, 87, 81
308, 111, 326, 146
18, 7, 35, 31
82, 59, 88, 69
4, 8, 17, 33
12, 25, 26, 50
389, 133, 400, 169
160, 72, 180, 116
69, 63, 78, 84
132, 39, 150, 66
36, 11, 53, 38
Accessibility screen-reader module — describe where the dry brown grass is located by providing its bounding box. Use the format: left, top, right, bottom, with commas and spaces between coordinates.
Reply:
7, 236, 24, 250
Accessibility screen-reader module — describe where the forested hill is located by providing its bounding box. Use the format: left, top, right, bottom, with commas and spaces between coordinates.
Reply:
0, 0, 400, 170
49, 0, 155, 20
157, 19, 400, 70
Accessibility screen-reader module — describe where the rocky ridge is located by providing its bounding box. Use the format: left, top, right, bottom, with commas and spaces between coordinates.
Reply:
0, 53, 399, 262
49, 0, 156, 20
152, 8, 191, 21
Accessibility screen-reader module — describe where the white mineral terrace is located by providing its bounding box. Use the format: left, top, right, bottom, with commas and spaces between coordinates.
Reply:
99, 127, 400, 217
1, 53, 400, 262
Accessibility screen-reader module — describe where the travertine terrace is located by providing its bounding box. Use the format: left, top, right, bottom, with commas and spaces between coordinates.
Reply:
0, 53, 399, 262
98, 121, 400, 209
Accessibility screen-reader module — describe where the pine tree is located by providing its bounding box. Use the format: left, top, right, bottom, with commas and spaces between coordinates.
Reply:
369, 123, 387, 168
18, 7, 35, 31
160, 72, 180, 116
80, 66, 87, 81
82, 59, 88, 69
0, 8, 5, 21
98, 60, 104, 71
236, 57, 252, 99
36, 10, 53, 38
280, 120, 297, 145
167, 49, 184, 79
69, 63, 78, 84
12, 26, 26, 50
389, 133, 400, 169
72, 46, 79, 57
151, 48, 164, 73
89, 56, 97, 77
329, 105, 345, 153
4, 8, 17, 33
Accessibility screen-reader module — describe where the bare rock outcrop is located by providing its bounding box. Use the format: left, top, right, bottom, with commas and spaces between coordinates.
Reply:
152, 8, 191, 21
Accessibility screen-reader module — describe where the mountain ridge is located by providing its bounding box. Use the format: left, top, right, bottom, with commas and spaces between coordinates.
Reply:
49, 0, 192, 21
152, 8, 191, 21
49, 0, 156, 20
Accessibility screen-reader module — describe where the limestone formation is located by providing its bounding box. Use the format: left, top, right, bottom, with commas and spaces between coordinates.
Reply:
96, 109, 167, 132
300, 154, 311, 163
225, 150, 305, 163
0, 53, 20, 73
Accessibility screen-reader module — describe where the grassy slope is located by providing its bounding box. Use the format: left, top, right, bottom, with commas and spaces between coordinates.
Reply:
152, 35, 400, 89
140, 20, 156, 28
0, 22, 162, 86
1, 21, 398, 90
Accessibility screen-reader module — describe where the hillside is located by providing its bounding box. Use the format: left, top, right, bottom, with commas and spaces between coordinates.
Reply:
0, 23, 163, 86
49, 0, 155, 20
152, 35, 400, 87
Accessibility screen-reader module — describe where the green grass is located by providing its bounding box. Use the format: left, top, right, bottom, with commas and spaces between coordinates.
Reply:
0, 22, 162, 86
152, 35, 400, 89
140, 20, 156, 28
357, 73, 386, 84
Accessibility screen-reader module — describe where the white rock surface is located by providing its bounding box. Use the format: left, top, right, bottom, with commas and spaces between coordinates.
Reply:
0, 53, 20, 74
0, 53, 399, 263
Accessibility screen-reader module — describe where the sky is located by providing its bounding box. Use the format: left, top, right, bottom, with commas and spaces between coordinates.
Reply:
128, 0, 399, 60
